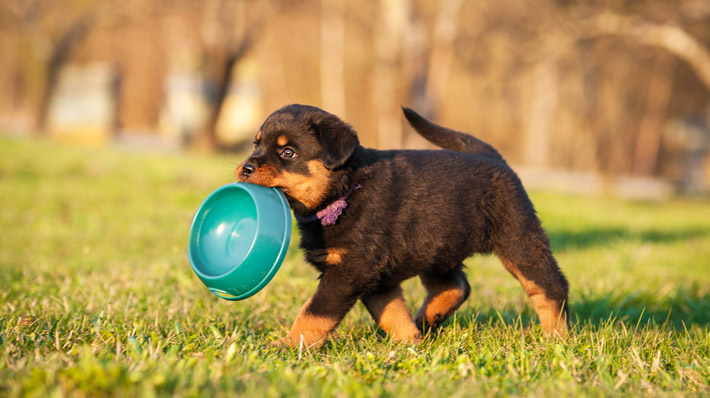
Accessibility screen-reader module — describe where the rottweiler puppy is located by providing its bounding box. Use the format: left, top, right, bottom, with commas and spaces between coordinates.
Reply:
237, 104, 569, 348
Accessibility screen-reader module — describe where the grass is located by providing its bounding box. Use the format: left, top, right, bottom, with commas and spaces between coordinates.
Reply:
1, 136, 709, 397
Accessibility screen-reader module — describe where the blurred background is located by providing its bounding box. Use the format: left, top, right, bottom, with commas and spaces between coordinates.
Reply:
0, 0, 708, 197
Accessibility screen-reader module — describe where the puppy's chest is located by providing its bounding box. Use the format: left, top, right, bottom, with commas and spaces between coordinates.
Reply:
303, 247, 348, 271
298, 225, 367, 272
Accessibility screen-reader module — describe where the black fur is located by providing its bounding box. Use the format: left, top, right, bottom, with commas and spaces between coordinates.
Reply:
312, 112, 360, 170
238, 104, 570, 345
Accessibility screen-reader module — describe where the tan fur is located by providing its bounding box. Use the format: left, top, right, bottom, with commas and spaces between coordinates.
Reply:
325, 248, 347, 265
498, 256, 568, 335
415, 278, 468, 328
236, 162, 279, 187
273, 161, 332, 210
282, 297, 339, 348
277, 135, 289, 147
236, 160, 331, 211
363, 287, 422, 343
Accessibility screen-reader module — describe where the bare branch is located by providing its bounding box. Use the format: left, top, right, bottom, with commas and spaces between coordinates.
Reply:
576, 12, 710, 91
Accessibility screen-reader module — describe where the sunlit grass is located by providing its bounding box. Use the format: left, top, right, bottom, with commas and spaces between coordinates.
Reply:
1, 137, 708, 397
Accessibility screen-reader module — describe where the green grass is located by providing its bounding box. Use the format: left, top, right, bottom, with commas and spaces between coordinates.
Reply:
1, 137, 709, 397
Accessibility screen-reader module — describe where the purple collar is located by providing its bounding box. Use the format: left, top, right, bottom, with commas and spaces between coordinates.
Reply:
294, 183, 362, 226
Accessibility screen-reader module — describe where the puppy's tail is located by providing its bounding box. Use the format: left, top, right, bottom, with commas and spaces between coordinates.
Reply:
402, 107, 503, 161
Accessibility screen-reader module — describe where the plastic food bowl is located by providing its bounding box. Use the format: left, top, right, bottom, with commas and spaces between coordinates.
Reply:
188, 182, 292, 300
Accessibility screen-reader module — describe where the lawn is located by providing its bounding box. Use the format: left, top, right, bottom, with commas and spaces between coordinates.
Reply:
1, 137, 709, 397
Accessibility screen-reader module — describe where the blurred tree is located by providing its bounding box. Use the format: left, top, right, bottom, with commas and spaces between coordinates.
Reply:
191, 0, 284, 150
400, 0, 463, 149
193, 0, 251, 149
421, 0, 464, 119
371, 0, 410, 149
0, 0, 133, 134
321, 0, 346, 118
0, 0, 99, 133
0, 0, 707, 189
570, 8, 710, 176
633, 54, 675, 176
450, 0, 709, 178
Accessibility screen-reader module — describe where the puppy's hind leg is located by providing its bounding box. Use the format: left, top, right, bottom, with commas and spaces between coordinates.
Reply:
495, 240, 569, 336
414, 265, 471, 332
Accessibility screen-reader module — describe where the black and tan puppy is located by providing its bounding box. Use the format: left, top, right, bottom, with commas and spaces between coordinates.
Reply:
237, 104, 569, 347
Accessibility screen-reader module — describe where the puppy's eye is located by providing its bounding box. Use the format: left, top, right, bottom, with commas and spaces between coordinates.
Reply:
280, 147, 296, 159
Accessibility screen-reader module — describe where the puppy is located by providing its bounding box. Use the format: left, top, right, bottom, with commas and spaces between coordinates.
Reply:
237, 104, 569, 347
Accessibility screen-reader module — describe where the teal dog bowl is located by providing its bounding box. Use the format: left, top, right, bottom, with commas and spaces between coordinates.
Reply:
188, 182, 292, 300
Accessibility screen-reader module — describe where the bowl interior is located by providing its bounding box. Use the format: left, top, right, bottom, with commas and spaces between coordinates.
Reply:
189, 187, 257, 277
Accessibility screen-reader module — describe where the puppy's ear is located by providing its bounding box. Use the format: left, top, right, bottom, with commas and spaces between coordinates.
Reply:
313, 114, 359, 170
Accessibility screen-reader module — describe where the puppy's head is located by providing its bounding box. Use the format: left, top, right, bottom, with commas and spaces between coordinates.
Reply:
236, 104, 359, 212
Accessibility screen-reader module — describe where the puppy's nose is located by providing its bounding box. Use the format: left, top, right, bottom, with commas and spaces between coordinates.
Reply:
240, 163, 256, 178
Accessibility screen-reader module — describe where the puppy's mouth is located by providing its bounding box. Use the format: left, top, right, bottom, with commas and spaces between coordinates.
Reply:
235, 163, 280, 187
237, 164, 300, 204
235, 160, 332, 212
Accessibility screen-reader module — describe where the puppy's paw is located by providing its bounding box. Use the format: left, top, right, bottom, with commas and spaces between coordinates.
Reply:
399, 332, 423, 345
413, 313, 443, 334
272, 333, 327, 349
390, 328, 423, 344
544, 323, 569, 339
269, 338, 287, 349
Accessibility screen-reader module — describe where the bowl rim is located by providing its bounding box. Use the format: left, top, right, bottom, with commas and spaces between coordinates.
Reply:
187, 182, 291, 284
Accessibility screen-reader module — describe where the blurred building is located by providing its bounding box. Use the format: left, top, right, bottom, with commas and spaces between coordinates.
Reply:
47, 63, 116, 147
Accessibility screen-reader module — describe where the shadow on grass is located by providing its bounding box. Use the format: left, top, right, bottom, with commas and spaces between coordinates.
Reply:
448, 286, 709, 332
548, 226, 710, 252
569, 286, 710, 329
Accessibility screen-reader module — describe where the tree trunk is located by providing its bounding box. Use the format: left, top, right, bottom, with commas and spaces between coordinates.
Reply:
632, 54, 676, 176
524, 55, 558, 167
194, 38, 251, 150
424, 0, 463, 114
371, 0, 409, 149
35, 13, 95, 134
320, 0, 346, 118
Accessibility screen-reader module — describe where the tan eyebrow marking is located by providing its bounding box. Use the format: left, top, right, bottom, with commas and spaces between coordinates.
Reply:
277, 135, 288, 147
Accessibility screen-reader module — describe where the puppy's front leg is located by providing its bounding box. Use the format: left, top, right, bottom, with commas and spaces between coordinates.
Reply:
279, 297, 335, 348
280, 270, 361, 348
362, 286, 422, 343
